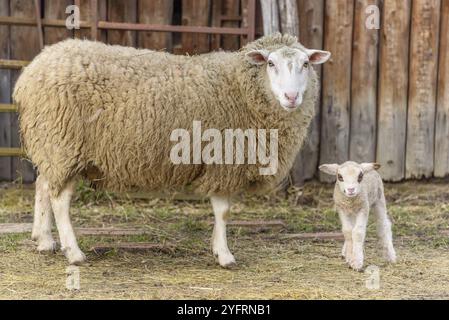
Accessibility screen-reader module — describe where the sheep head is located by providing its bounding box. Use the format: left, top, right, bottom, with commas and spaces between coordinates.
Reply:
245, 44, 330, 112
319, 161, 381, 198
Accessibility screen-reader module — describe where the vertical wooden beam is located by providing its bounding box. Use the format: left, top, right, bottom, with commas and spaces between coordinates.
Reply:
259, 0, 279, 35
376, 0, 411, 181
0, 0, 12, 181
247, 0, 256, 42
406, 0, 441, 179
278, 0, 299, 37
107, 0, 137, 46
44, 0, 73, 45
210, 0, 222, 50
291, 0, 324, 185
10, 0, 41, 183
138, 0, 174, 51
33, 0, 44, 49
349, 0, 379, 163
181, 0, 211, 54
319, 0, 354, 182
90, 0, 99, 40
221, 0, 240, 50
76, 0, 106, 41
435, 0, 449, 177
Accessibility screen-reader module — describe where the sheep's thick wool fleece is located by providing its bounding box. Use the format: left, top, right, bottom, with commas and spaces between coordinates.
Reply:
13, 34, 318, 196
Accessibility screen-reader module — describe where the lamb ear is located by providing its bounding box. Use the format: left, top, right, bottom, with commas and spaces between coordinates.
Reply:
319, 164, 339, 175
246, 49, 270, 65
361, 163, 381, 172
305, 49, 331, 65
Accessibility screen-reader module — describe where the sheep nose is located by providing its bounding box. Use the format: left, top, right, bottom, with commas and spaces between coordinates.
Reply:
347, 188, 355, 194
284, 92, 299, 103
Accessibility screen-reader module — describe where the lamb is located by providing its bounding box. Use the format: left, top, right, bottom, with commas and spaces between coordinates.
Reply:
13, 34, 331, 267
319, 161, 397, 271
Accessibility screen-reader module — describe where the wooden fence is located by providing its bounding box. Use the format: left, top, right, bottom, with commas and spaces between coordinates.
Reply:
0, 0, 448, 185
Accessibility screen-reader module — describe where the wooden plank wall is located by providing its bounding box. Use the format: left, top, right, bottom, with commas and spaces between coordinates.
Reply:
1, 1, 449, 183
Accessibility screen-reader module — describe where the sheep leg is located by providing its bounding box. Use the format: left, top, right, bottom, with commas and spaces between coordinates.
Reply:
338, 210, 354, 264
210, 195, 236, 268
350, 209, 369, 271
32, 175, 57, 252
373, 199, 397, 263
51, 180, 86, 265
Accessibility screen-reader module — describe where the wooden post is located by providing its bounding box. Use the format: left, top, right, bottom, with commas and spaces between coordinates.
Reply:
221, 0, 241, 50
319, 0, 354, 182
10, 0, 40, 183
291, 0, 324, 185
405, 0, 441, 179
138, 0, 174, 51
260, 0, 279, 35
349, 0, 379, 163
0, 0, 12, 181
181, 0, 211, 54
90, 0, 99, 40
376, 1, 412, 181
435, 0, 449, 177
44, 0, 73, 45
278, 0, 299, 37
33, 0, 44, 49
107, 0, 137, 47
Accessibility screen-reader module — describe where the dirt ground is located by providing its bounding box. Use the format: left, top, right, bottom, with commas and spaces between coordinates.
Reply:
0, 180, 448, 299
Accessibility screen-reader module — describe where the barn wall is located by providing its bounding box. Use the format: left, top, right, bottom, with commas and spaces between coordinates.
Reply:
0, 0, 447, 183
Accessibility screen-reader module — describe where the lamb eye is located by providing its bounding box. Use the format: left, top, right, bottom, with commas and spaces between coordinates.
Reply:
337, 174, 343, 182
303, 61, 309, 69
268, 61, 275, 67
358, 173, 364, 182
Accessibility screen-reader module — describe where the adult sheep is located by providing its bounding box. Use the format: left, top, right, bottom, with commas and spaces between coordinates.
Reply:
13, 33, 330, 267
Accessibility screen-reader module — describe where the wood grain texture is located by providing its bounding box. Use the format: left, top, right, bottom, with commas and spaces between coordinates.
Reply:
138, 0, 173, 51
405, 0, 441, 179
259, 0, 279, 35
291, 0, 324, 185
0, 0, 11, 181
181, 0, 211, 54
75, 0, 106, 41
107, 0, 137, 46
319, 0, 354, 182
434, 0, 449, 177
10, 0, 40, 182
44, 0, 72, 45
376, 0, 411, 181
221, 0, 240, 50
349, 0, 379, 163
278, 0, 299, 37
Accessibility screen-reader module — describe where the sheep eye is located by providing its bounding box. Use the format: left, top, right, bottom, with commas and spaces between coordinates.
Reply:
303, 61, 309, 69
268, 61, 275, 67
358, 172, 364, 182
337, 174, 343, 182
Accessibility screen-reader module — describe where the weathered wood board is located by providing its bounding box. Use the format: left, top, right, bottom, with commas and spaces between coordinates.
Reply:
319, 0, 354, 182
349, 0, 379, 163
405, 0, 441, 179
434, 0, 449, 178
181, 0, 211, 54
376, 0, 412, 181
138, 0, 174, 51
107, 0, 137, 46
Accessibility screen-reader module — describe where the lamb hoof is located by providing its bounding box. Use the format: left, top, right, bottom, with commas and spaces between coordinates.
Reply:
218, 253, 237, 269
64, 247, 87, 266
37, 238, 57, 253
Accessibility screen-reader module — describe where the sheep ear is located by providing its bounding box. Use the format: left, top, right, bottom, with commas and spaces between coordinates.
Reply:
361, 163, 381, 172
319, 164, 339, 175
305, 49, 331, 65
246, 50, 270, 65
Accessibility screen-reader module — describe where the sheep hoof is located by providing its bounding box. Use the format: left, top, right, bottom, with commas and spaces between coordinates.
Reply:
218, 253, 237, 269
37, 238, 57, 253
349, 259, 364, 272
384, 251, 397, 264
64, 247, 87, 266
